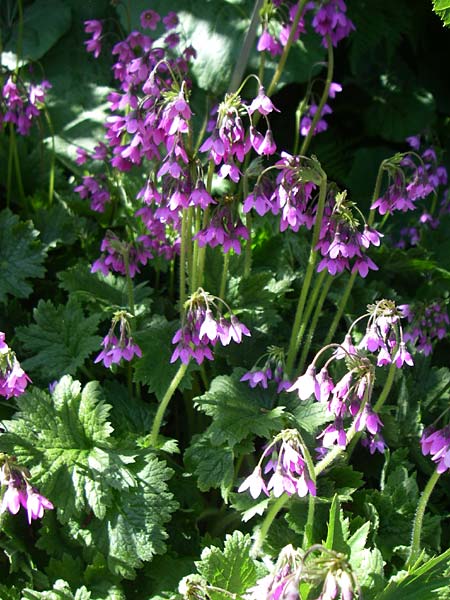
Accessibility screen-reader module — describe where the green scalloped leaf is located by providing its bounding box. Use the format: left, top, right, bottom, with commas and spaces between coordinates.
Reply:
16, 297, 102, 380
0, 376, 136, 523
193, 369, 285, 447
196, 531, 260, 600
432, 0, 450, 27
0, 209, 46, 303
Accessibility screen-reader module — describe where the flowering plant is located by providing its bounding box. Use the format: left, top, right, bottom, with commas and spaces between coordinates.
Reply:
1, 0, 450, 598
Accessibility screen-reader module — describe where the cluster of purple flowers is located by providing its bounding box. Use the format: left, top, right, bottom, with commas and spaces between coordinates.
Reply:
421, 426, 450, 473
91, 231, 153, 278
171, 289, 250, 365
299, 82, 342, 138
256, 0, 354, 58
240, 346, 291, 392
238, 429, 316, 499
95, 311, 141, 368
244, 152, 319, 230
289, 301, 412, 455
1, 461, 53, 524
199, 87, 278, 184
316, 191, 382, 277
244, 545, 301, 600
74, 175, 111, 212
1, 74, 51, 135
0, 332, 31, 399
401, 301, 449, 356
245, 162, 382, 278
372, 135, 448, 216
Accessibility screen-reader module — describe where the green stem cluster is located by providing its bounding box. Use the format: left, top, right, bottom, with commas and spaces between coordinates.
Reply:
286, 170, 327, 375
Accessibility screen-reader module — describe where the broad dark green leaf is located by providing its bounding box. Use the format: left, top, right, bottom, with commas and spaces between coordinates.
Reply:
16, 297, 102, 380
5, 0, 72, 63
184, 434, 235, 496
133, 315, 198, 400
196, 531, 260, 600
0, 209, 46, 303
193, 369, 285, 446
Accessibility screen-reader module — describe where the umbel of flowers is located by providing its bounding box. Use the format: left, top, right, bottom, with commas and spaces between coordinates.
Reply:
238, 429, 316, 499
288, 299, 412, 455
95, 310, 142, 368
0, 455, 53, 524
244, 543, 357, 600
171, 288, 250, 365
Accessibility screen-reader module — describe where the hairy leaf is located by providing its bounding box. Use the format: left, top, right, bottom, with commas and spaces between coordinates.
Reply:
58, 264, 152, 313
133, 315, 198, 400
193, 369, 285, 446
432, 0, 450, 27
196, 531, 259, 600
0, 209, 46, 303
69, 456, 178, 579
16, 298, 102, 380
184, 434, 235, 496
1, 376, 136, 522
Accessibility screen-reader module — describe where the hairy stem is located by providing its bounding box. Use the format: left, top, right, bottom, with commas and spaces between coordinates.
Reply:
298, 273, 333, 373
323, 271, 357, 346
150, 361, 189, 447
407, 469, 441, 568
219, 252, 230, 299
286, 172, 327, 375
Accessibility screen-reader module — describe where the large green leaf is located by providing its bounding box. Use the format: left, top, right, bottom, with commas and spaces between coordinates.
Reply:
193, 369, 285, 447
0, 376, 135, 523
184, 434, 235, 496
16, 297, 102, 380
58, 264, 152, 313
69, 456, 178, 578
4, 0, 72, 63
0, 209, 46, 303
196, 531, 260, 600
377, 549, 450, 600
133, 316, 198, 400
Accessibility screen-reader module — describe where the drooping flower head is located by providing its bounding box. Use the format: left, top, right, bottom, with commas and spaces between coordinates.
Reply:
238, 429, 316, 500
171, 288, 251, 365
95, 310, 142, 368
0, 457, 53, 523
0, 332, 31, 399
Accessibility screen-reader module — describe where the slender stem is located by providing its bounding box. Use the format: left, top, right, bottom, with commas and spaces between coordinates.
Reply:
298, 273, 333, 373
300, 38, 334, 156
150, 361, 189, 446
228, 0, 265, 93
191, 207, 201, 291
219, 252, 230, 299
286, 173, 327, 375
323, 271, 356, 346
12, 126, 26, 204
373, 361, 397, 412
123, 251, 135, 316
267, 0, 308, 97
407, 469, 441, 568
251, 494, 289, 556
44, 108, 56, 205
323, 162, 386, 346
244, 213, 252, 277
295, 270, 327, 354
179, 209, 189, 311
186, 208, 194, 294
303, 494, 315, 551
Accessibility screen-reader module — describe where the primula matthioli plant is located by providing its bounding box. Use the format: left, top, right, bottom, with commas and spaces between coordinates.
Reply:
1, 0, 450, 598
